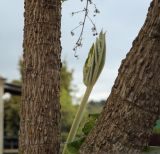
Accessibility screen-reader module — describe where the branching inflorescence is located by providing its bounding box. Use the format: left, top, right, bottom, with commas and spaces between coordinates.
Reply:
71, 0, 100, 58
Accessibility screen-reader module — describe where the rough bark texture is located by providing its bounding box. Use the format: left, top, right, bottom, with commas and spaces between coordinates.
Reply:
79, 1, 160, 154
19, 0, 61, 153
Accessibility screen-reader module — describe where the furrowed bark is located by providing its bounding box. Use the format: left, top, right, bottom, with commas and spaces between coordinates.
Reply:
19, 0, 61, 153
79, 0, 160, 153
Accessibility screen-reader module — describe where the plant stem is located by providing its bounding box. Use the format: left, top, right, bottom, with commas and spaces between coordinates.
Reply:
62, 85, 93, 154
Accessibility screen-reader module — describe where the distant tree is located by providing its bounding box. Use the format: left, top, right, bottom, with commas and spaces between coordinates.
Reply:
87, 100, 105, 114
4, 95, 20, 138
4, 80, 21, 138
60, 61, 73, 93
60, 62, 77, 142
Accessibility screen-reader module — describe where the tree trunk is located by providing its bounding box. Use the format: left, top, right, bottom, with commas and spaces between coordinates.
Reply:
19, 0, 61, 153
79, 0, 160, 153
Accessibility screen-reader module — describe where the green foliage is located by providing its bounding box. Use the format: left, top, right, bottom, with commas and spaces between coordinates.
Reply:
153, 127, 160, 134
61, 88, 77, 142
153, 119, 160, 134
4, 80, 20, 138
60, 62, 77, 142
4, 95, 20, 137
61, 61, 73, 92
82, 113, 99, 135
66, 113, 100, 154
67, 137, 85, 154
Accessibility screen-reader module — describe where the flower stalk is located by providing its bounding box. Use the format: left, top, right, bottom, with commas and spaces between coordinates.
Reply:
63, 31, 106, 154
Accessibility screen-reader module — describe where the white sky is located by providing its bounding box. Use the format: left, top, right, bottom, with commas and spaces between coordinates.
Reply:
0, 0, 152, 102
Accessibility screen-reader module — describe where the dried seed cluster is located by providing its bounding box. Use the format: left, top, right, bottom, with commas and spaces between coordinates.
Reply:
70, 0, 100, 58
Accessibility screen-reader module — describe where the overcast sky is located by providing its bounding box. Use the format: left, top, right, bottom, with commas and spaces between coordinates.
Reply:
0, 0, 151, 102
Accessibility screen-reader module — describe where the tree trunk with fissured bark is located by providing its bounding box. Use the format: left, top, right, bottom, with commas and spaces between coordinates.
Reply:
79, 0, 160, 153
19, 0, 61, 153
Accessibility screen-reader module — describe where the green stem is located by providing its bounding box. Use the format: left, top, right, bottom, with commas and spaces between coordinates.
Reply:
62, 85, 93, 154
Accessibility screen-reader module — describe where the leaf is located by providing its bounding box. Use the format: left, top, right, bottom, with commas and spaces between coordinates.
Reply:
66, 113, 100, 153
82, 113, 100, 135
67, 137, 85, 154
82, 120, 95, 135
